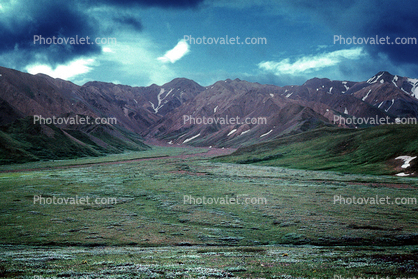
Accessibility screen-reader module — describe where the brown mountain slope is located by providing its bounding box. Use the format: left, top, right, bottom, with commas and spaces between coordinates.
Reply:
144, 78, 331, 147
2, 66, 418, 151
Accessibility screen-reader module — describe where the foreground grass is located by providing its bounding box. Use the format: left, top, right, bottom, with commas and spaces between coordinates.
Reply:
1, 150, 417, 247
1, 245, 418, 278
0, 146, 417, 277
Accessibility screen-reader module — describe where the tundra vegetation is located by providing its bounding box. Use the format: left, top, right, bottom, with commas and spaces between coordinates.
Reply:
0, 145, 417, 278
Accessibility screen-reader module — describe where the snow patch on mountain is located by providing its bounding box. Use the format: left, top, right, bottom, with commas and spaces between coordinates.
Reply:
150, 88, 175, 113
344, 107, 348, 114
155, 88, 166, 113
165, 88, 173, 98
227, 129, 237, 136
395, 156, 417, 168
362, 89, 371, 101
392, 75, 398, 87
286, 92, 293, 98
214, 106, 218, 113
385, 99, 394, 112
270, 93, 274, 97
367, 72, 385, 84
183, 133, 200, 144
241, 129, 250, 135
260, 129, 272, 138
342, 81, 349, 91
408, 78, 418, 98
328, 87, 333, 94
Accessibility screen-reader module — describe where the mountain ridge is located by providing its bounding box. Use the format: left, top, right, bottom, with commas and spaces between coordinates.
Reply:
144, 71, 418, 147
1, 65, 418, 164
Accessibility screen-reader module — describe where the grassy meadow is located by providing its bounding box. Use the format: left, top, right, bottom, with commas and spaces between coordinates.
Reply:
216, 125, 418, 176
0, 145, 417, 278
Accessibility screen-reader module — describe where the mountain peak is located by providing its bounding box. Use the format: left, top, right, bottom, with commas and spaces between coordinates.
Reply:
163, 78, 203, 90
2, 65, 418, 150
83, 80, 119, 88
367, 71, 395, 84
303, 77, 331, 88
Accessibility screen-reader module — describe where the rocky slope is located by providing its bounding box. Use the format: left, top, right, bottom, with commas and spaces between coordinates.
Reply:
1, 66, 418, 155
146, 72, 418, 147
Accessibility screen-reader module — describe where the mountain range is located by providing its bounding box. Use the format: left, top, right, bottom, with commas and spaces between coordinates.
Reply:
1, 65, 418, 163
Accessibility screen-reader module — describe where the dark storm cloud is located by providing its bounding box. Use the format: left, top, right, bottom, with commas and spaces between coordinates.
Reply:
360, 4, 418, 65
282, 0, 418, 66
81, 0, 205, 8
0, 0, 200, 70
0, 1, 101, 68
113, 16, 143, 31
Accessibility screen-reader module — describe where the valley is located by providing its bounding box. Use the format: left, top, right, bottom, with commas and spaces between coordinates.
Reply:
2, 0, 418, 277
2, 67, 418, 165
0, 146, 417, 277
1, 66, 418, 278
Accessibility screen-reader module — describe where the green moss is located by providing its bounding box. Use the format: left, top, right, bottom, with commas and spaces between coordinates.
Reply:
216, 125, 418, 175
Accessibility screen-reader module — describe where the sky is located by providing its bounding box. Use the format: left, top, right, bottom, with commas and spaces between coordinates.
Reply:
1, 0, 418, 87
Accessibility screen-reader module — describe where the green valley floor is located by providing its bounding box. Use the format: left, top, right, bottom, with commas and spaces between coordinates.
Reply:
0, 146, 417, 278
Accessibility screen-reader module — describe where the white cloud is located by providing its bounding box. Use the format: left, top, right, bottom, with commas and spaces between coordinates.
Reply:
24, 33, 187, 86
258, 47, 364, 75
102, 47, 113, 53
26, 58, 95, 80
95, 34, 177, 86
158, 39, 190, 63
